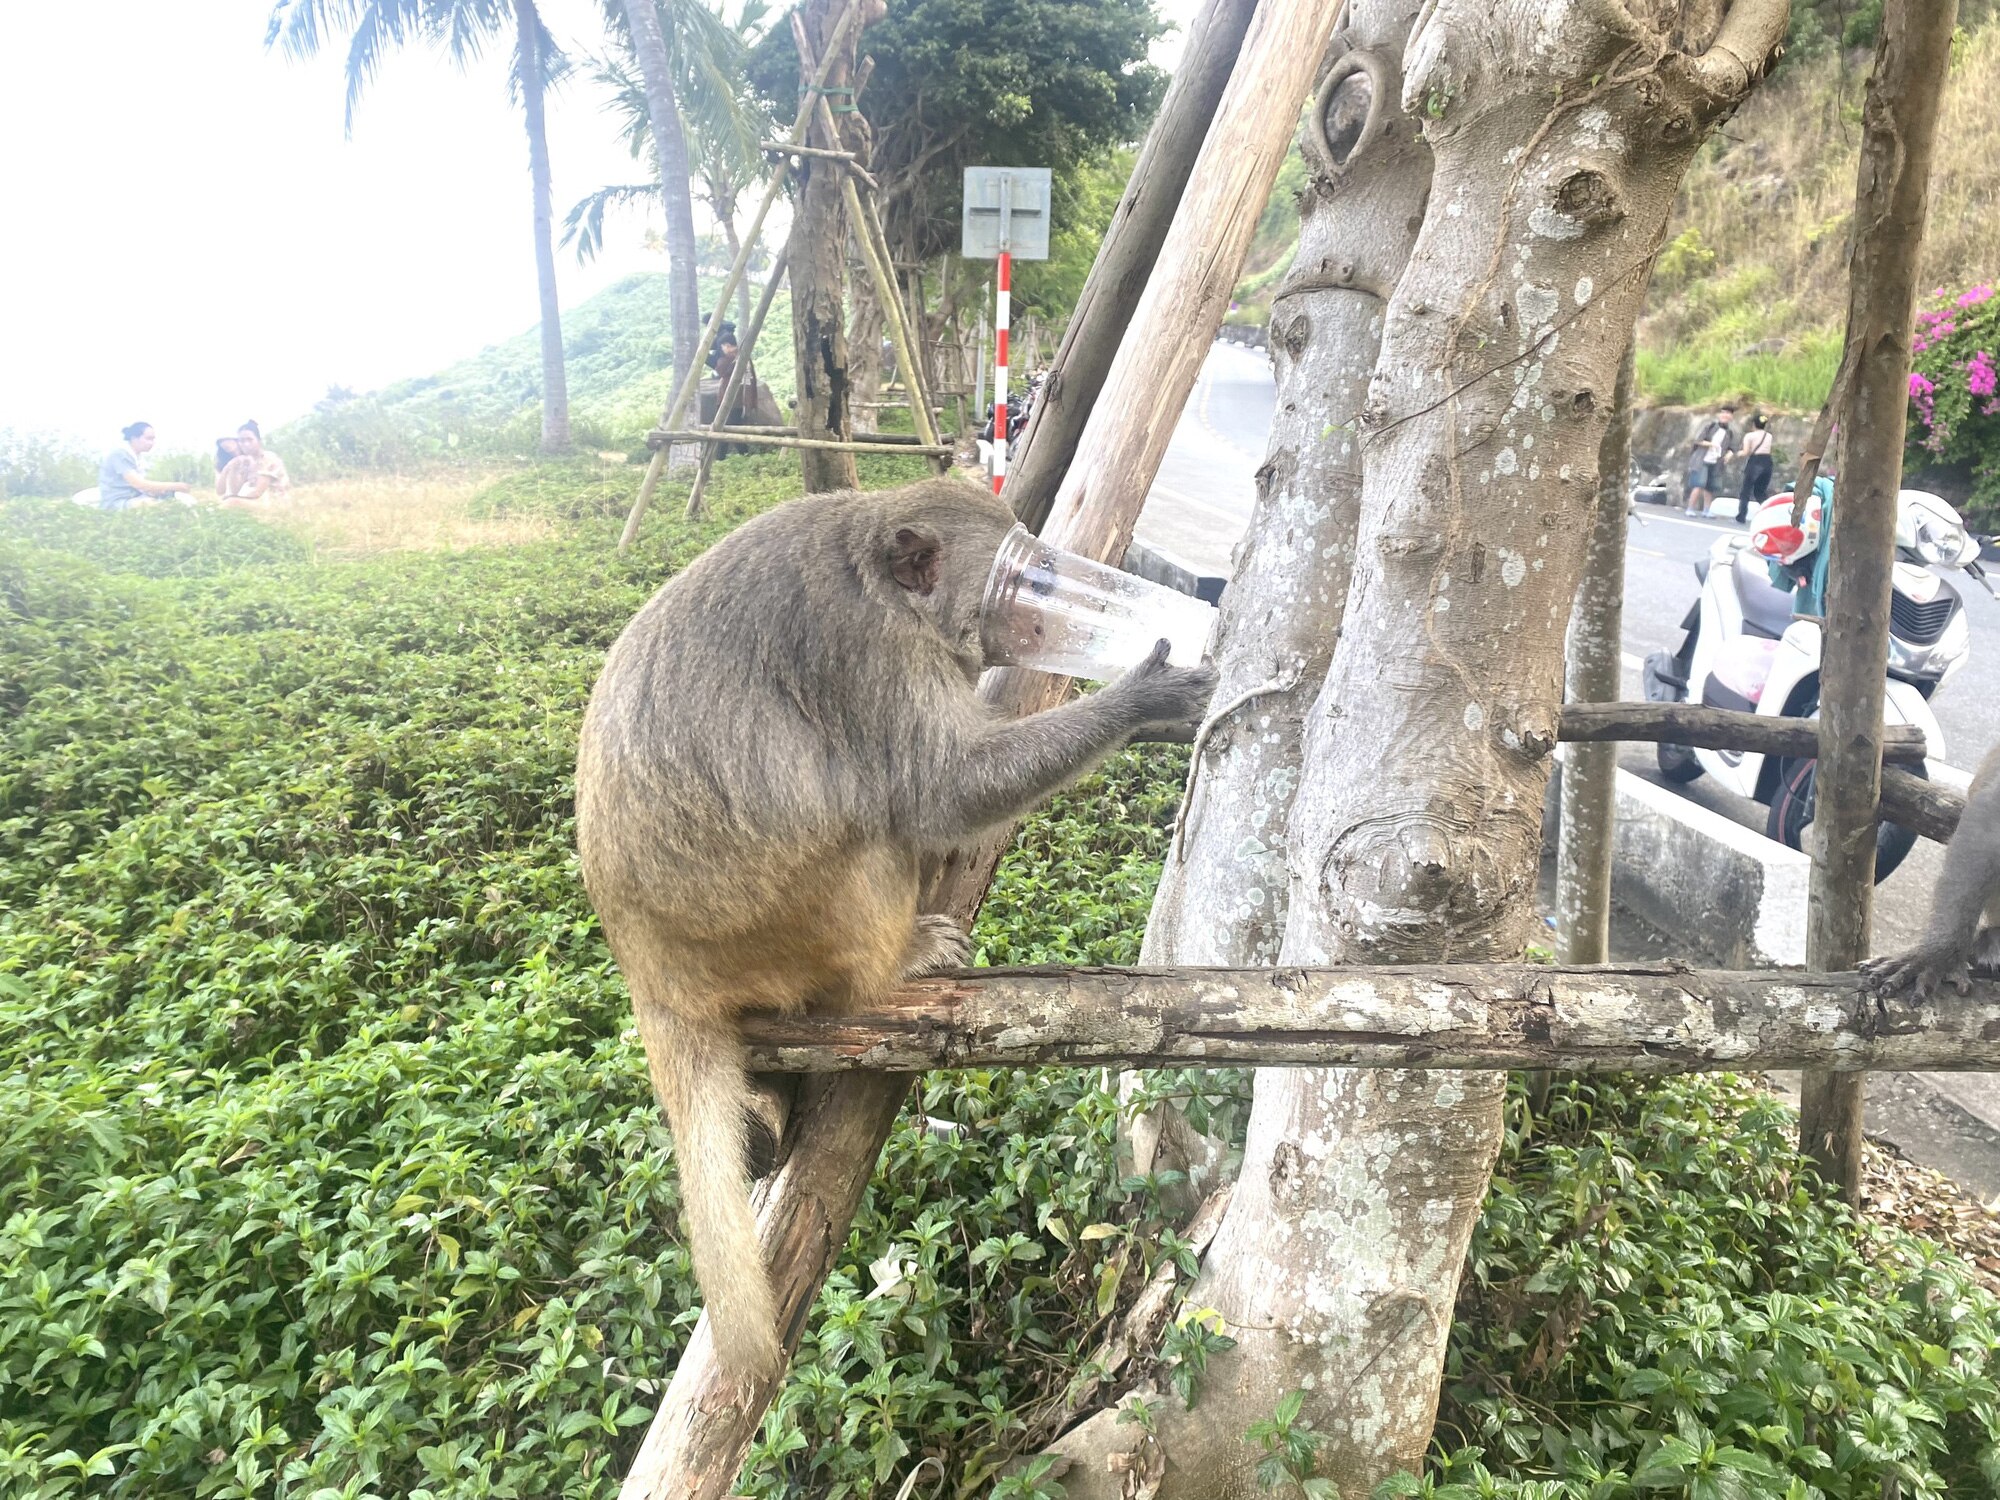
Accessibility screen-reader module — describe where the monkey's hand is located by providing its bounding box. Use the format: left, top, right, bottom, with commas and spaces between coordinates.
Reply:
1114, 639, 1219, 737
1859, 943, 1974, 1005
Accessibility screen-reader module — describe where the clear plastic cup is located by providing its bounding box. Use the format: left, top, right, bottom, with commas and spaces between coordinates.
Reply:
980, 522, 1218, 678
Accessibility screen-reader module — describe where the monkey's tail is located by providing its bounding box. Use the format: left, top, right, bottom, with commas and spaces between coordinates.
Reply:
638, 1002, 783, 1381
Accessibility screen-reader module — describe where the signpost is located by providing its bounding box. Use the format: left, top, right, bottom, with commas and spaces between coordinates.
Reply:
962, 166, 1051, 492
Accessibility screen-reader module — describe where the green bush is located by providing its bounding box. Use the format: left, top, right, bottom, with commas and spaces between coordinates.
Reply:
7, 479, 2000, 1499
1398, 1075, 2000, 1498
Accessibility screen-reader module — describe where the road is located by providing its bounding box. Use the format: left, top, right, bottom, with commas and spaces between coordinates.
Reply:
1135, 339, 2000, 950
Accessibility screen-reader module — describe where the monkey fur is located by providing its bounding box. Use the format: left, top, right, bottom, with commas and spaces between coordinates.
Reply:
1861, 742, 2000, 1003
575, 477, 1217, 1380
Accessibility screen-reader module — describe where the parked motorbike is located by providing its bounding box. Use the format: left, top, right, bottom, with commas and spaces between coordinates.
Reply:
1644, 486, 1987, 881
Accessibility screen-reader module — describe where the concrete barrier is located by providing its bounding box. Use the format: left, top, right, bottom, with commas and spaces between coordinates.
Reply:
1609, 768, 1808, 967
1547, 754, 1809, 968
1125, 538, 1227, 604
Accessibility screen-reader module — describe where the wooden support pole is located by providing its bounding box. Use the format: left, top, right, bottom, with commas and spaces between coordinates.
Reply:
617, 0, 863, 552
1799, 0, 1958, 1201
1037, 0, 1346, 556
1555, 347, 1636, 972
682, 248, 789, 521
1555, 702, 1928, 764
734, 962, 2000, 1074
1005, 0, 1262, 532
649, 430, 952, 456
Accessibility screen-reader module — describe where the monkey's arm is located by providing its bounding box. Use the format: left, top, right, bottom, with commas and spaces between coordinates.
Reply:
927, 644, 1216, 837
1863, 771, 2000, 1001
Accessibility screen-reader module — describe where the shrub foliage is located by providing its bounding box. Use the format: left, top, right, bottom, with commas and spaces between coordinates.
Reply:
3, 475, 1998, 1499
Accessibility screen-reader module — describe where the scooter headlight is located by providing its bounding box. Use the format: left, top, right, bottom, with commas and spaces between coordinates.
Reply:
1913, 517, 1970, 566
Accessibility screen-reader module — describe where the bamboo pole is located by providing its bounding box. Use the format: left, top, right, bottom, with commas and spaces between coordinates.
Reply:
682, 249, 790, 520
617, 0, 864, 552
1798, 0, 1959, 1201
651, 430, 952, 455
733, 962, 2000, 1074
1004, 0, 1261, 531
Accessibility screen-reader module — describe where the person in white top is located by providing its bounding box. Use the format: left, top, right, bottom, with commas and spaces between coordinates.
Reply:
1735, 413, 1775, 523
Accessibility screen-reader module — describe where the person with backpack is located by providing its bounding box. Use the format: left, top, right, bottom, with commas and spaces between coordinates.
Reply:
1684, 405, 1736, 516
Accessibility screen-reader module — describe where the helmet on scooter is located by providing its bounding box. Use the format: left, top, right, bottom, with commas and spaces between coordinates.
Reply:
1749, 476, 1833, 565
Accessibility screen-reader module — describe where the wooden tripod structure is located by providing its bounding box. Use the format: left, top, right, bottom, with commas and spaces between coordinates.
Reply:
618, 0, 946, 544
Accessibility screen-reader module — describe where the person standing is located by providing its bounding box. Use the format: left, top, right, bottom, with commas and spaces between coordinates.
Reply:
1685, 405, 1736, 516
1735, 413, 1775, 522
97, 422, 192, 510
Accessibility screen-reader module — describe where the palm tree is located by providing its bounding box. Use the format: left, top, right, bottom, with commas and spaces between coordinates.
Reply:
579, 2, 766, 389
267, 0, 574, 453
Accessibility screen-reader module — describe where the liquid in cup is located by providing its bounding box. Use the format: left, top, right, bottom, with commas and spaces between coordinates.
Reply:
980, 523, 1217, 678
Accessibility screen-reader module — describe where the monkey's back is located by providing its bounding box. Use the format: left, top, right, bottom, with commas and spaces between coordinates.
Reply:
575, 490, 966, 1009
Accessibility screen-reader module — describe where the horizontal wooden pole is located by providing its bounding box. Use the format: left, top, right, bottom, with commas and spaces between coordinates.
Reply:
645, 428, 954, 456
676, 423, 936, 446
1558, 700, 1929, 763
739, 962, 2000, 1074
1882, 765, 1962, 843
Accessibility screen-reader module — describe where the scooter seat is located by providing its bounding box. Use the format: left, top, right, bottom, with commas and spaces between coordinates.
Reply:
1730, 559, 1796, 640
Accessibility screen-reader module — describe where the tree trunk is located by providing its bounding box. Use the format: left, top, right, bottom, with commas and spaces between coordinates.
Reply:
1554, 343, 1635, 966
1273, 6, 1787, 1489
1006, 0, 1261, 532
621, 0, 703, 399
1799, 0, 1959, 1201
848, 263, 885, 432
1050, 6, 1793, 1495
516, 0, 570, 454
786, 0, 861, 492
1123, 1, 1434, 1223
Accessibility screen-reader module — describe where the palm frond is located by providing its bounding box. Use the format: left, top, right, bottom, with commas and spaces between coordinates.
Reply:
561, 182, 662, 262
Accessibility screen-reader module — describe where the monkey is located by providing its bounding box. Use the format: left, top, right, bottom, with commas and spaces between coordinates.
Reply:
574, 476, 1217, 1380
1861, 742, 2000, 1003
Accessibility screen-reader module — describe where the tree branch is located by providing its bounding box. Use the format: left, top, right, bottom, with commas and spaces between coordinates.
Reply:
739, 962, 2000, 1073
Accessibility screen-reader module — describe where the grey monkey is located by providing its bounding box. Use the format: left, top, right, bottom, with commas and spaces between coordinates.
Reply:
574, 476, 1217, 1380
1861, 743, 2000, 1002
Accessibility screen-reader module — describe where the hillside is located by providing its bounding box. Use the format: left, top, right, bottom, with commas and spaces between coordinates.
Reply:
1636, 17, 2000, 411
275, 272, 795, 475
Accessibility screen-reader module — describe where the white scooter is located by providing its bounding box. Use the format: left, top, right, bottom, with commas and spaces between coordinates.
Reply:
1643, 487, 1986, 881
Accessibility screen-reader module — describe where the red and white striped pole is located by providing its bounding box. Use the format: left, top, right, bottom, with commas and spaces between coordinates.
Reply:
992, 249, 1011, 494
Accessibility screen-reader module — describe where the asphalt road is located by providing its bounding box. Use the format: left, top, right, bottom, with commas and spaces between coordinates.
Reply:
1133, 340, 1273, 579
1133, 338, 2000, 950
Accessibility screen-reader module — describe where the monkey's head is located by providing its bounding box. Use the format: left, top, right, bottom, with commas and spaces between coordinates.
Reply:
866, 481, 1017, 676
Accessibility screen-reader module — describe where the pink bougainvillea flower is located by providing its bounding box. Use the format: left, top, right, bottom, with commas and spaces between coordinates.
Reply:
1958, 285, 1994, 309
1970, 351, 1998, 400
1911, 372, 1937, 398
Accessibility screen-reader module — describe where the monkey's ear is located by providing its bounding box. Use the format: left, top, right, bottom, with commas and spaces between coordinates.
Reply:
889, 526, 942, 595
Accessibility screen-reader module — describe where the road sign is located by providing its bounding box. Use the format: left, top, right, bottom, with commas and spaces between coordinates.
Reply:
961, 166, 1052, 260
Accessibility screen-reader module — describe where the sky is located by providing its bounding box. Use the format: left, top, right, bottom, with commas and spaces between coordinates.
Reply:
0, 0, 1199, 455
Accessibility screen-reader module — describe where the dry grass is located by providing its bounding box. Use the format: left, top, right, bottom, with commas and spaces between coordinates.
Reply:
272, 472, 559, 559
1637, 27, 2000, 407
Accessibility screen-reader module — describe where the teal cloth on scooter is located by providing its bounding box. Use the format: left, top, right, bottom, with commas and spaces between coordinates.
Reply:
1767, 475, 1835, 619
